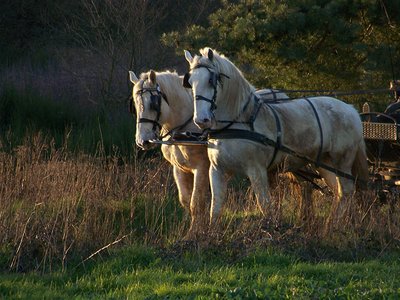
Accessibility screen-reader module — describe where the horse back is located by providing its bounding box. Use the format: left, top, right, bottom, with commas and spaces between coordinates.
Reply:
260, 96, 363, 154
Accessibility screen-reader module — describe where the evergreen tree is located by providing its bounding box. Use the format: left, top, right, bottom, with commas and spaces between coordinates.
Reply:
163, 0, 400, 105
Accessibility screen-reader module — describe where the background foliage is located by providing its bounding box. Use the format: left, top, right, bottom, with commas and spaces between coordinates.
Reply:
1, 0, 399, 151
163, 0, 400, 107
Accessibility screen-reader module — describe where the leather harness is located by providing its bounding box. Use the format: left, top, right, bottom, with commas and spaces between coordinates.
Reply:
187, 63, 361, 183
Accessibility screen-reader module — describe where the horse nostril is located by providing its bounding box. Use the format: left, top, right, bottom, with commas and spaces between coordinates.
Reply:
194, 117, 212, 129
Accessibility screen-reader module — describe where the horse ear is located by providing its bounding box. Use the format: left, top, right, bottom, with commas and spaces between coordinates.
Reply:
149, 70, 156, 84
184, 50, 193, 64
129, 71, 139, 84
207, 49, 214, 61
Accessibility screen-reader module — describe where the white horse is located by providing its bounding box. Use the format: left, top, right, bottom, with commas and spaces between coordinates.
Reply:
129, 70, 209, 239
184, 47, 369, 228
129, 69, 294, 237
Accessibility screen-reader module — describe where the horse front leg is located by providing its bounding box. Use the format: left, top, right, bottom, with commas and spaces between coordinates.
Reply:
209, 165, 228, 226
188, 167, 210, 239
173, 166, 193, 211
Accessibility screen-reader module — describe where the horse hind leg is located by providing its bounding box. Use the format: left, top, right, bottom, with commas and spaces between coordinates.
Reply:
335, 174, 356, 221
351, 141, 369, 191
292, 174, 314, 228
319, 159, 355, 234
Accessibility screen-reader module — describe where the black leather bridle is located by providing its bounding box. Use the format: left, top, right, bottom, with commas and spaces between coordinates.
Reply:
183, 63, 229, 112
134, 81, 169, 132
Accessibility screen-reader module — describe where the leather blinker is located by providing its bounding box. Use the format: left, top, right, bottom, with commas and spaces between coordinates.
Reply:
183, 73, 191, 88
150, 94, 161, 112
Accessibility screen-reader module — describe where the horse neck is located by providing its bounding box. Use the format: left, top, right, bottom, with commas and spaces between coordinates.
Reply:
215, 68, 255, 122
157, 75, 194, 131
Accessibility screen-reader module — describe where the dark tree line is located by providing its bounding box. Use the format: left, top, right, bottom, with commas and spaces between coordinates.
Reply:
0, 0, 220, 69
1, 0, 399, 107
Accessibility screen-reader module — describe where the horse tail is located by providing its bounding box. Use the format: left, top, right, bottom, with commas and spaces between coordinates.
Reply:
352, 140, 369, 191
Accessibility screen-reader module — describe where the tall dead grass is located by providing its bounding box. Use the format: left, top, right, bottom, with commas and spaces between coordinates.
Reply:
0, 133, 399, 272
0, 133, 186, 272
217, 175, 400, 260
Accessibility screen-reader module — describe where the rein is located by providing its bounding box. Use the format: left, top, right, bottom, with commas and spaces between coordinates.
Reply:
213, 93, 262, 131
159, 115, 194, 140
278, 88, 390, 97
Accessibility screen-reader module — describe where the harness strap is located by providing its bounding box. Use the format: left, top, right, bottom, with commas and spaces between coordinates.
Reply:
264, 103, 282, 169
160, 91, 169, 105
159, 115, 194, 140
216, 93, 263, 130
304, 98, 323, 165
247, 95, 263, 131
208, 128, 361, 183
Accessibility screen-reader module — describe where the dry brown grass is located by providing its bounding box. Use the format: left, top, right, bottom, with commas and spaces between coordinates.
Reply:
1, 133, 399, 272
0, 133, 186, 272
197, 171, 400, 262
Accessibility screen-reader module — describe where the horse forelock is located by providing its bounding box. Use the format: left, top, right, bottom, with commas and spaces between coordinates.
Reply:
138, 70, 189, 104
194, 47, 255, 118
156, 71, 193, 108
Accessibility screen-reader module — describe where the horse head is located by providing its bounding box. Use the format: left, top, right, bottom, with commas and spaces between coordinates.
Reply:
184, 48, 223, 129
129, 70, 166, 149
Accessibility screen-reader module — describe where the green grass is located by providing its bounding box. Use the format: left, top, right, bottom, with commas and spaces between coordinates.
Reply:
0, 244, 399, 299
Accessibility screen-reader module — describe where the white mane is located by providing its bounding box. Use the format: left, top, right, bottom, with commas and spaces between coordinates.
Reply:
192, 47, 256, 118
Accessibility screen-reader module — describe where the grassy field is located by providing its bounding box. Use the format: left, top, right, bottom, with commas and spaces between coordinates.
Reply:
0, 134, 399, 298
1, 87, 400, 299
0, 244, 399, 299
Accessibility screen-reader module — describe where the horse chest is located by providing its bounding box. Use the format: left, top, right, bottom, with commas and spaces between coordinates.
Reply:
207, 140, 271, 174
162, 145, 207, 172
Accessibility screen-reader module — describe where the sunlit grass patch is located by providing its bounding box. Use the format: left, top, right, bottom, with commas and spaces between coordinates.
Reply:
0, 244, 399, 299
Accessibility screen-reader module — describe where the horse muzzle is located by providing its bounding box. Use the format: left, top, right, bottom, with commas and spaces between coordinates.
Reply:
137, 140, 158, 150
194, 116, 214, 130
